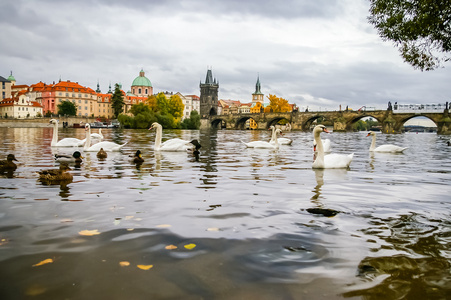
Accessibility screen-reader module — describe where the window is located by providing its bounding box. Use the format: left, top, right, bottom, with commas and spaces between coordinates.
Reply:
138, 88, 141, 94
66, 93, 69, 97
145, 89, 148, 94
78, 100, 81, 103
85, 100, 88, 104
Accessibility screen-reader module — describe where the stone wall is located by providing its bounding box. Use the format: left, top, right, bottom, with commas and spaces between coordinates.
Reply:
0, 117, 97, 128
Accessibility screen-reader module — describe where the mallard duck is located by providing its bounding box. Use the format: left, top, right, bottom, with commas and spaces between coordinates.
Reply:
0, 154, 18, 172
97, 148, 108, 159
54, 151, 83, 163
130, 150, 144, 164
38, 163, 73, 184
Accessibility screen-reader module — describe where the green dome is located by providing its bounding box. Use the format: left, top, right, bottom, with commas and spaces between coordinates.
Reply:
132, 69, 152, 87
7, 72, 15, 81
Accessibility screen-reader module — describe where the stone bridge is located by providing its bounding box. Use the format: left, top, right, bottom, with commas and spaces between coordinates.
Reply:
202, 109, 451, 134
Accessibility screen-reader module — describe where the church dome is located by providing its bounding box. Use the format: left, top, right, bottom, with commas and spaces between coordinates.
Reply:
7, 72, 15, 82
132, 69, 152, 87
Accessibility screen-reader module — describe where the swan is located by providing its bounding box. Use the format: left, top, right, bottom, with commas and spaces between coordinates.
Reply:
313, 138, 331, 153
149, 122, 201, 151
367, 131, 407, 153
81, 128, 104, 144
84, 124, 127, 152
242, 128, 282, 149
312, 125, 353, 169
55, 151, 83, 164
49, 119, 85, 147
269, 126, 293, 145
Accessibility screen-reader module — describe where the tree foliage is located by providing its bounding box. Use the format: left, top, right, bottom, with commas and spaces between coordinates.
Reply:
267, 94, 292, 112
168, 94, 185, 119
368, 0, 451, 71
111, 83, 125, 118
181, 110, 201, 129
57, 100, 77, 116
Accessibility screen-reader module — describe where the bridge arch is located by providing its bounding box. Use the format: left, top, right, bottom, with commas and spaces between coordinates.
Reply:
303, 114, 334, 131
235, 116, 256, 129
267, 117, 291, 130
210, 118, 226, 129
346, 114, 383, 131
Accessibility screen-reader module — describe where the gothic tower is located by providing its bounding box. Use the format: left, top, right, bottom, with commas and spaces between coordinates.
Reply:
252, 75, 264, 104
199, 68, 219, 118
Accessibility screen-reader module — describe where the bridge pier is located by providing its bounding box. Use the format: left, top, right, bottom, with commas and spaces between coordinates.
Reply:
436, 110, 451, 135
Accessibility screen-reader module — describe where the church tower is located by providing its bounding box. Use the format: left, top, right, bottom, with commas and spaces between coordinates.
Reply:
252, 75, 264, 104
199, 68, 219, 118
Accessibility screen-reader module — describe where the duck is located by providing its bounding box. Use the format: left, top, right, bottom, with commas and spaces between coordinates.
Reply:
54, 151, 83, 163
84, 124, 127, 152
242, 128, 282, 149
130, 150, 144, 164
367, 131, 408, 153
312, 125, 353, 169
49, 119, 85, 147
269, 126, 293, 145
96, 148, 108, 159
38, 163, 73, 184
149, 122, 201, 151
0, 154, 18, 172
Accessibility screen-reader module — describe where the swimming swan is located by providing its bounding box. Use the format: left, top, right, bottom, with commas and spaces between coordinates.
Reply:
312, 125, 353, 169
242, 128, 282, 149
149, 122, 200, 151
50, 119, 85, 147
84, 124, 127, 152
269, 126, 293, 145
367, 131, 407, 153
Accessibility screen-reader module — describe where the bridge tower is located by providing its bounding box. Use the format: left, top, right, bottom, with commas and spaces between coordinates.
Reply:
199, 68, 219, 119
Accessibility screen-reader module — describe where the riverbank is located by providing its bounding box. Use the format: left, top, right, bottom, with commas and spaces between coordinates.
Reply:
0, 117, 97, 128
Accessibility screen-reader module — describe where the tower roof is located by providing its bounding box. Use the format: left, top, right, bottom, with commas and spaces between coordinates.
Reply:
253, 75, 263, 95
132, 69, 152, 87
7, 71, 15, 82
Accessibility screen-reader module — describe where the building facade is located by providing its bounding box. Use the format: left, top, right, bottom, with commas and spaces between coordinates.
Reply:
199, 69, 219, 118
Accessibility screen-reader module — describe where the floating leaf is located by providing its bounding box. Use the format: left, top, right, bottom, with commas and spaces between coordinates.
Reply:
33, 258, 53, 267
207, 227, 219, 232
79, 229, 101, 236
156, 224, 171, 228
125, 216, 134, 220
137, 264, 153, 270
165, 245, 177, 250
127, 228, 134, 231
113, 220, 121, 226
184, 243, 196, 250
119, 261, 130, 267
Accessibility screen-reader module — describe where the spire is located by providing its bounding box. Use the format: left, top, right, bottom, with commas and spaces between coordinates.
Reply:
254, 75, 263, 95
108, 82, 112, 94
205, 69, 214, 84
96, 80, 101, 93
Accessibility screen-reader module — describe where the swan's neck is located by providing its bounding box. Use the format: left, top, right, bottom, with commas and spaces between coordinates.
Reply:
51, 122, 58, 146
154, 125, 162, 150
369, 134, 376, 151
313, 131, 325, 165
269, 127, 276, 143
84, 127, 91, 151
273, 131, 279, 147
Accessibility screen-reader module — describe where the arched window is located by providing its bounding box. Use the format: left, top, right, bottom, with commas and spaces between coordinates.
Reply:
138, 88, 142, 94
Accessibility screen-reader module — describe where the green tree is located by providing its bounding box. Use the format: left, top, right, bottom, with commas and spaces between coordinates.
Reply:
111, 83, 125, 118
156, 92, 169, 114
57, 100, 77, 116
181, 110, 201, 129
368, 0, 451, 71
130, 103, 157, 129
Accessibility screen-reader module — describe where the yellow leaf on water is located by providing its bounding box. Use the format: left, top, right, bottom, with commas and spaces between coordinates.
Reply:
125, 216, 134, 220
207, 227, 219, 231
32, 258, 53, 267
119, 261, 130, 267
184, 243, 196, 250
165, 245, 177, 250
156, 224, 171, 228
127, 228, 134, 231
137, 264, 153, 270
79, 230, 101, 236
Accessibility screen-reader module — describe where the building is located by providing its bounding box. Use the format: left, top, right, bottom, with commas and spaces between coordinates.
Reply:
0, 90, 43, 118
181, 94, 200, 119
252, 76, 264, 104
0, 74, 12, 100
131, 69, 153, 98
199, 69, 219, 118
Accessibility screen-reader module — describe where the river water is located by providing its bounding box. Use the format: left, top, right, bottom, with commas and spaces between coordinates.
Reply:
0, 127, 450, 299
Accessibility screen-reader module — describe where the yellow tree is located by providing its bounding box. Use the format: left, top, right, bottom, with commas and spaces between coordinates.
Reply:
168, 94, 185, 119
146, 94, 158, 112
267, 94, 291, 112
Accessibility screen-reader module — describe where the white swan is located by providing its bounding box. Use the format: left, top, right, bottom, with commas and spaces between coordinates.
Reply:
269, 126, 293, 145
242, 128, 282, 149
367, 131, 407, 153
149, 122, 200, 151
49, 119, 85, 147
83, 124, 127, 152
313, 138, 331, 153
312, 125, 353, 169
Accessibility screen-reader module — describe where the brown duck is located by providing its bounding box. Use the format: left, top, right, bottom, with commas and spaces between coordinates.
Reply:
0, 154, 18, 173
38, 163, 73, 184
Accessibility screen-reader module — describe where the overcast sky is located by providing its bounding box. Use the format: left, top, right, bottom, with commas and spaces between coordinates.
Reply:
1, 0, 450, 111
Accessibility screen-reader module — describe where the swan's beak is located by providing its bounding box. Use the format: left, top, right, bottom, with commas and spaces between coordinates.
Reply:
313, 145, 317, 151
366, 133, 371, 137
323, 128, 330, 133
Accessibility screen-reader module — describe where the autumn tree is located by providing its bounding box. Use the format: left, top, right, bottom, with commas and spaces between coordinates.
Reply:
267, 94, 291, 113
168, 94, 185, 119
111, 83, 125, 118
368, 0, 451, 71
57, 100, 77, 116
146, 94, 158, 112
